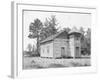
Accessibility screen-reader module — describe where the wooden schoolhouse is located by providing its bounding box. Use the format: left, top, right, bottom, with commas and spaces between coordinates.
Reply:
40, 28, 82, 58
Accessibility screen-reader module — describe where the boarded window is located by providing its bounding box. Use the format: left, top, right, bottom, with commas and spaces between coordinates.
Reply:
61, 47, 65, 57
75, 47, 80, 57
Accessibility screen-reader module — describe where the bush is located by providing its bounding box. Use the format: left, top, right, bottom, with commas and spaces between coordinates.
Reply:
48, 63, 66, 68
31, 53, 40, 57
62, 56, 73, 59
23, 51, 32, 57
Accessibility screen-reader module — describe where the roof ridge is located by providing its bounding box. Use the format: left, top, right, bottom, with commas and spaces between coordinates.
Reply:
40, 29, 68, 44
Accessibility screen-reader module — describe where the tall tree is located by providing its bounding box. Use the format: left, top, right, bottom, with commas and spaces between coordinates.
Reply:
63, 27, 71, 32
80, 27, 85, 47
80, 27, 85, 35
85, 28, 91, 55
28, 18, 43, 55
32, 44, 35, 53
79, 27, 87, 55
80, 27, 91, 55
27, 44, 32, 52
43, 15, 59, 39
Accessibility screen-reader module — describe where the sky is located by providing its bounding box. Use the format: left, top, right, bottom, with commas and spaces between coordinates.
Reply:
23, 10, 91, 51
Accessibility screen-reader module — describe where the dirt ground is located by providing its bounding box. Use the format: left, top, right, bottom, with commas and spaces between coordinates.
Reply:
23, 57, 91, 69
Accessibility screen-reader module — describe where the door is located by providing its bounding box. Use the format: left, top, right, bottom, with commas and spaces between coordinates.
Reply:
61, 47, 65, 57
75, 47, 80, 58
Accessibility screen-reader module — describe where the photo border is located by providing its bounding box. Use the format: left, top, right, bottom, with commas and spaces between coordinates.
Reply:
11, 1, 97, 78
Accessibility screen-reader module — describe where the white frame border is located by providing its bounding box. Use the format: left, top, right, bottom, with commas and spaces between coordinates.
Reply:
11, 1, 97, 78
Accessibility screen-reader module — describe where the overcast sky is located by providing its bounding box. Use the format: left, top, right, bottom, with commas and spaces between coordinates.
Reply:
23, 10, 91, 51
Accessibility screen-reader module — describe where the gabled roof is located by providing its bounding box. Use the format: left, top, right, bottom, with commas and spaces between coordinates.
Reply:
40, 29, 68, 44
40, 28, 82, 44
69, 27, 82, 34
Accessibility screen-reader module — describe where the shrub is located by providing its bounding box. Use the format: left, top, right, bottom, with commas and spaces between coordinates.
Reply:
62, 56, 73, 59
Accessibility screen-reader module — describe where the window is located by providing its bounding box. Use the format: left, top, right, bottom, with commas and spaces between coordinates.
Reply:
47, 46, 49, 53
75, 47, 80, 57
43, 49, 44, 53
76, 37, 79, 40
61, 47, 65, 57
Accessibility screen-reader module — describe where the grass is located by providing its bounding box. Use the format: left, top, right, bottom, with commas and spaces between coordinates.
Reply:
23, 57, 91, 69
48, 63, 66, 68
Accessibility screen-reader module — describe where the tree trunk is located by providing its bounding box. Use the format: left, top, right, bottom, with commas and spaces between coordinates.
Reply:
37, 35, 40, 56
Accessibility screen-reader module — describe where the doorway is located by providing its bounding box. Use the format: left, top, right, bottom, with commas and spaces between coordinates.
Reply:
75, 47, 80, 58
61, 47, 65, 57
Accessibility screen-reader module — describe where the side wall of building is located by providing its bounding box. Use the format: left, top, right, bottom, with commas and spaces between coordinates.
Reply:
53, 39, 69, 58
69, 35, 81, 58
69, 38, 75, 58
40, 42, 53, 58
74, 38, 81, 57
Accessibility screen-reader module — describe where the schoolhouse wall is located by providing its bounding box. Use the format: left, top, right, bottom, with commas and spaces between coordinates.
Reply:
53, 39, 68, 58
69, 35, 81, 58
74, 38, 81, 57
69, 37, 75, 57
40, 42, 53, 58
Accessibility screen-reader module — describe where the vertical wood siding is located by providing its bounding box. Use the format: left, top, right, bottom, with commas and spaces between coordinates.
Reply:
69, 35, 81, 58
53, 39, 69, 58
40, 42, 53, 58
69, 38, 75, 57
